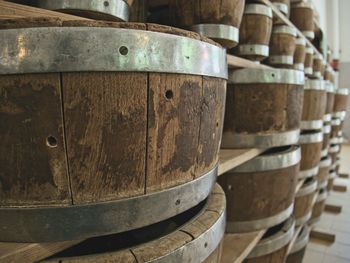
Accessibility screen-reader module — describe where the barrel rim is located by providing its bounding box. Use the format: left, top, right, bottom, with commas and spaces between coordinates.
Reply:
290, 225, 310, 254
316, 188, 328, 202
232, 145, 301, 173
292, 1, 314, 9
247, 217, 295, 258
299, 166, 319, 179
303, 31, 315, 40
226, 203, 293, 233
294, 63, 305, 71
296, 37, 306, 46
268, 55, 294, 65
318, 180, 328, 190
296, 177, 317, 196
323, 123, 331, 133
320, 156, 332, 168
305, 47, 315, 54
331, 117, 342, 126
228, 68, 304, 84
325, 81, 336, 93
332, 111, 346, 120
305, 79, 326, 90
337, 88, 349, 95
0, 27, 228, 79
299, 130, 323, 144
244, 4, 273, 18
295, 211, 312, 227
191, 24, 239, 45
329, 144, 340, 153
272, 25, 297, 37
305, 67, 313, 75
0, 165, 218, 242
31, 0, 130, 21
330, 136, 343, 145
273, 2, 289, 15
238, 44, 269, 56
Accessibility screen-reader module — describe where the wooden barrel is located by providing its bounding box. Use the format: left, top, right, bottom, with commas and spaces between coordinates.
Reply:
271, 0, 291, 17
286, 225, 310, 263
169, 0, 246, 48
41, 184, 226, 263
0, 18, 227, 242
244, 218, 295, 263
324, 65, 334, 82
321, 122, 331, 158
293, 177, 317, 226
309, 188, 327, 225
299, 130, 323, 179
26, 0, 132, 21
324, 81, 336, 123
311, 53, 324, 79
293, 37, 306, 71
290, 2, 315, 40
234, 4, 273, 61
335, 157, 340, 174
317, 156, 331, 189
222, 68, 304, 149
333, 88, 349, 120
268, 25, 297, 68
329, 141, 341, 164
330, 118, 342, 139
304, 47, 314, 76
219, 146, 300, 233
301, 79, 327, 130
327, 169, 337, 191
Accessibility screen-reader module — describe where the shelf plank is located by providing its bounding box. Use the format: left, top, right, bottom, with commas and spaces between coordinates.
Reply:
325, 203, 342, 214
332, 184, 347, 192
221, 230, 266, 263
227, 55, 272, 69
286, 225, 303, 255
295, 178, 306, 194
218, 149, 265, 176
0, 240, 81, 263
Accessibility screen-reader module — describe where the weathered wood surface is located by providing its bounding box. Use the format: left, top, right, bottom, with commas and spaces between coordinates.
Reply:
290, 4, 314, 38
310, 230, 336, 243
293, 190, 316, 222
304, 51, 314, 71
269, 28, 296, 59
244, 245, 289, 263
299, 141, 323, 172
286, 247, 306, 263
301, 90, 327, 121
334, 93, 349, 112
324, 203, 342, 214
227, 55, 272, 69
293, 41, 306, 65
325, 92, 335, 115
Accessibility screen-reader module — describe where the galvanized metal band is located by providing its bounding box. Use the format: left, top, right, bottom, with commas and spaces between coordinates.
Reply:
303, 31, 315, 39
329, 171, 337, 179
273, 2, 289, 15
226, 203, 293, 233
228, 68, 304, 84
290, 225, 310, 253
233, 146, 300, 173
304, 67, 313, 75
312, 71, 322, 78
299, 166, 319, 179
292, 2, 313, 9
273, 26, 297, 37
295, 211, 312, 227
320, 157, 332, 168
191, 24, 239, 44
221, 129, 300, 149
323, 114, 332, 122
296, 37, 306, 46
247, 217, 295, 258
268, 55, 294, 65
331, 118, 342, 126
329, 145, 340, 153
321, 148, 329, 158
294, 63, 304, 71
308, 216, 321, 226
244, 4, 273, 18
314, 53, 324, 60
300, 120, 323, 130
337, 88, 349, 95
0, 165, 218, 242
326, 65, 333, 73
333, 111, 346, 120
299, 131, 323, 144
305, 47, 314, 54
296, 178, 317, 196
305, 79, 326, 90
317, 180, 328, 190
31, 0, 129, 21
0, 27, 228, 79
330, 137, 343, 144
238, 44, 269, 56
316, 190, 328, 202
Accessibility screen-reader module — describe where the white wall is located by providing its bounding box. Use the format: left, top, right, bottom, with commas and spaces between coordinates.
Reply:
339, 0, 350, 62
313, 0, 327, 36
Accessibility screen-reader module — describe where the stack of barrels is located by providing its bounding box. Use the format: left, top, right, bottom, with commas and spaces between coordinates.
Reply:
0, 14, 229, 262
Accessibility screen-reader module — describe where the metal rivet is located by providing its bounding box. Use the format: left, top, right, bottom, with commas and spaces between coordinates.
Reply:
119, 46, 128, 55
46, 136, 57, 148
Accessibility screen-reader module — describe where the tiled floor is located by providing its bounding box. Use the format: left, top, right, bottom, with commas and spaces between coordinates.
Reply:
304, 144, 350, 263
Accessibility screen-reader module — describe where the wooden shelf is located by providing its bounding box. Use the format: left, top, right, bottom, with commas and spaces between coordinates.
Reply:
221, 230, 266, 263
227, 55, 272, 69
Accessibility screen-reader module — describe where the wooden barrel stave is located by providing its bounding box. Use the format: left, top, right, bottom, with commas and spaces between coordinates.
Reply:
286, 225, 309, 263
304, 47, 314, 76
311, 54, 324, 79
290, 2, 315, 40
293, 37, 306, 71
41, 184, 226, 263
309, 188, 327, 225
222, 68, 304, 149
0, 18, 227, 242
327, 170, 336, 191
219, 146, 300, 233
317, 156, 331, 188
271, 0, 291, 17
321, 123, 331, 157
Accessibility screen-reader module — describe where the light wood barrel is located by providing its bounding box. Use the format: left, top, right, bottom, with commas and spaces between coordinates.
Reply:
321, 123, 331, 158
333, 88, 349, 120
317, 156, 331, 189
304, 46, 314, 76
234, 4, 273, 61
324, 81, 336, 123
293, 177, 317, 226
268, 25, 297, 68
41, 184, 226, 263
311, 53, 325, 79
309, 188, 327, 225
290, 2, 315, 40
0, 18, 227, 242
219, 146, 300, 233
327, 169, 337, 191
330, 118, 342, 139
271, 0, 291, 17
244, 218, 295, 263
169, 0, 246, 48
23, 0, 132, 21
222, 68, 304, 149
286, 225, 310, 263
293, 37, 306, 71
299, 130, 323, 179
301, 79, 327, 130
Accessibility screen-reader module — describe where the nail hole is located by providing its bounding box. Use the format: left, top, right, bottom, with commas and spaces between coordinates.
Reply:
104, 1, 109, 6
165, 90, 173, 100
271, 73, 275, 77
46, 136, 57, 148
216, 122, 219, 127
119, 46, 128, 55
204, 242, 208, 248
175, 199, 180, 205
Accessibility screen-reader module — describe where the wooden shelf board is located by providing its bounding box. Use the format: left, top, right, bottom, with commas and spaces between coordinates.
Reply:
295, 178, 306, 194
221, 230, 266, 263
287, 224, 303, 255
218, 149, 265, 176
325, 203, 342, 214
227, 55, 272, 69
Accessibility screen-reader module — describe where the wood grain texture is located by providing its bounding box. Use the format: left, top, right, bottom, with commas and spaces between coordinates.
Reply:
244, 245, 289, 263
286, 247, 306, 263
325, 92, 335, 114
219, 164, 298, 221
312, 58, 323, 74
293, 190, 316, 220
293, 42, 306, 65
269, 30, 296, 57
0, 74, 70, 206
304, 52, 314, 70
223, 83, 303, 134
317, 164, 330, 186
299, 142, 322, 172
301, 90, 327, 121
310, 199, 326, 220
290, 5, 314, 35
324, 203, 342, 213
334, 94, 349, 112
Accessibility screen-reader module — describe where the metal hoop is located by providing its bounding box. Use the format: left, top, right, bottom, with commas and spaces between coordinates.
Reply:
191, 24, 239, 44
